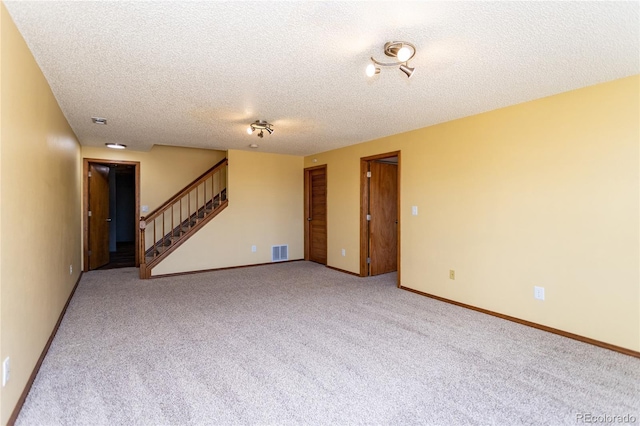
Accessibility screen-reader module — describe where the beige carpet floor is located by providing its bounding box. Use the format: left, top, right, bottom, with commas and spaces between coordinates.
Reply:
16, 261, 639, 425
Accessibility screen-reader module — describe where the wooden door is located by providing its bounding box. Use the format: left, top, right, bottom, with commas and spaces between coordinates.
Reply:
89, 163, 110, 269
305, 166, 327, 264
369, 161, 398, 275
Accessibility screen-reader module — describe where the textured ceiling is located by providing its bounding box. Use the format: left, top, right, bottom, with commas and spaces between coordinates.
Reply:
5, 1, 639, 156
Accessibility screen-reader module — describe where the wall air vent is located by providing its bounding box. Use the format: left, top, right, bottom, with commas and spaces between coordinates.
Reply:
271, 245, 288, 262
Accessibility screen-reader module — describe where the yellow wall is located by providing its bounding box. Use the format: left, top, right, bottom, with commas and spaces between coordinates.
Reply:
0, 5, 83, 424
82, 145, 226, 216
304, 76, 640, 351
153, 150, 304, 275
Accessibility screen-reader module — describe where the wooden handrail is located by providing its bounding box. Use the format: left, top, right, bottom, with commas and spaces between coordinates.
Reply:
139, 158, 229, 278
142, 199, 228, 277
143, 158, 228, 222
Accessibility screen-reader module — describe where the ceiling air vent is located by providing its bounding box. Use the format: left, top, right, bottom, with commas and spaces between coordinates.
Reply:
272, 245, 288, 262
91, 117, 107, 125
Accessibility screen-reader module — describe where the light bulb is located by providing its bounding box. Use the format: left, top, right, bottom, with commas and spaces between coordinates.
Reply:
366, 63, 377, 77
397, 46, 411, 62
246, 126, 253, 135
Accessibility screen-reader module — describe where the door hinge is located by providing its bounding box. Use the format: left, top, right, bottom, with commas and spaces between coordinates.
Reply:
366, 214, 371, 221
366, 171, 371, 178
88, 211, 92, 217
367, 257, 371, 264
88, 171, 92, 177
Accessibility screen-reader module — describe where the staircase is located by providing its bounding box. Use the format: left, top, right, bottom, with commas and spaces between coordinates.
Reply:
139, 158, 228, 278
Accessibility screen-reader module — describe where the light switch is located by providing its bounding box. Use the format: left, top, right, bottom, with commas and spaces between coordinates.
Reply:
141, 205, 149, 213
412, 206, 418, 216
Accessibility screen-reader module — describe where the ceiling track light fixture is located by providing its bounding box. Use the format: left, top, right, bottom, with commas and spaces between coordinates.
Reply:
246, 120, 274, 138
366, 41, 416, 79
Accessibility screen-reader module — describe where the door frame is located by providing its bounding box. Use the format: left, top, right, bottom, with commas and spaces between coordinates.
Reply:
304, 164, 327, 263
360, 151, 401, 286
83, 158, 141, 272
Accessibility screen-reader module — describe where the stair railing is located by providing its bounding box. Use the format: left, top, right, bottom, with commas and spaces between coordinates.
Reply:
139, 158, 228, 277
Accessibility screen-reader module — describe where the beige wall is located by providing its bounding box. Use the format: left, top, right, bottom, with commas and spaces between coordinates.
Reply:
304, 76, 640, 351
0, 5, 83, 424
82, 145, 226, 216
152, 150, 304, 275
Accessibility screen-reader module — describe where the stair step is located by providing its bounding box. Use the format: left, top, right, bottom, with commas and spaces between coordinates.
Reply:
143, 184, 228, 270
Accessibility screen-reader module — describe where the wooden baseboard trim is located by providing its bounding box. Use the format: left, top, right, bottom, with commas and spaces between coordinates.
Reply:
326, 265, 360, 277
149, 259, 305, 279
399, 286, 640, 359
8, 272, 84, 426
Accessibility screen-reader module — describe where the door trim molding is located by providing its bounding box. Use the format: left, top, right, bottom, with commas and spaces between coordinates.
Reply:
359, 151, 401, 287
83, 158, 141, 271
304, 165, 327, 262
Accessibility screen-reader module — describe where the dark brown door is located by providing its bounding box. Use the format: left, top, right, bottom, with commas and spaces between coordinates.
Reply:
89, 163, 110, 269
369, 161, 398, 275
305, 166, 327, 264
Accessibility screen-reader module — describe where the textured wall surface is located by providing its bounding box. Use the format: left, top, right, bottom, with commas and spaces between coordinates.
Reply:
304, 76, 640, 351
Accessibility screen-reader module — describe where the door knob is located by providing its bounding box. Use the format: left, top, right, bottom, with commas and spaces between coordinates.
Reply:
106, 218, 112, 222
307, 217, 312, 221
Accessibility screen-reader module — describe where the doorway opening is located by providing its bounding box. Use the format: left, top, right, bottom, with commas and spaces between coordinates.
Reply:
304, 165, 327, 265
360, 151, 400, 286
83, 159, 140, 271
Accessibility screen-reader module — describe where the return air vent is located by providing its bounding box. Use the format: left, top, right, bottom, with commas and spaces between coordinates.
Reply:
272, 245, 288, 262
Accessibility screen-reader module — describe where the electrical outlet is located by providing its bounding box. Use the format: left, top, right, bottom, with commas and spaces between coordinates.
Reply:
534, 286, 545, 300
251, 245, 257, 253
69, 264, 73, 275
341, 249, 346, 256
2, 357, 10, 387
449, 270, 455, 280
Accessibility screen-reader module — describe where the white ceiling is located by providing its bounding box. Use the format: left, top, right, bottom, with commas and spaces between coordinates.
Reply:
5, 1, 639, 156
